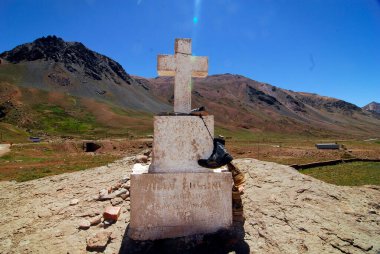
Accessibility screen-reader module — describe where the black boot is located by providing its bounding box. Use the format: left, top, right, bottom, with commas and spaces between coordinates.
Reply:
198, 138, 233, 168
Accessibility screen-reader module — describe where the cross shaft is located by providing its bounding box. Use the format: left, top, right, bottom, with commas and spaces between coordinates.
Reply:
157, 38, 208, 113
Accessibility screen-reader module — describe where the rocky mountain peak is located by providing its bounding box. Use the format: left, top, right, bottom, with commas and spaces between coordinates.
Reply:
363, 101, 380, 114
0, 35, 133, 84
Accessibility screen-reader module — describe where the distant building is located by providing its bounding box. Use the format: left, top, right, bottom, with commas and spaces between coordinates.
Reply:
315, 143, 340, 150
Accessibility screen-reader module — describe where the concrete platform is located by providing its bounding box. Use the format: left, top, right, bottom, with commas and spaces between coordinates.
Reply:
149, 115, 214, 173
128, 172, 232, 240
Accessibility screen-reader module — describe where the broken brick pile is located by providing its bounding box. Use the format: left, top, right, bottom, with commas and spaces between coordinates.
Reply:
73, 151, 151, 251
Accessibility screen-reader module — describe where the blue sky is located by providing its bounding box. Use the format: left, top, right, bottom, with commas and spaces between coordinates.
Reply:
1, 0, 379, 106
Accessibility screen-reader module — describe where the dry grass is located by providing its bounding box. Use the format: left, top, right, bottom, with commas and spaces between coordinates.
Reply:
0, 139, 153, 182
0, 142, 119, 182
227, 139, 380, 165
300, 162, 380, 186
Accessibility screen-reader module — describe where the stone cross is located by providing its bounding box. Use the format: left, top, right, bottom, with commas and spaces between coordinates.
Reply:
157, 38, 208, 113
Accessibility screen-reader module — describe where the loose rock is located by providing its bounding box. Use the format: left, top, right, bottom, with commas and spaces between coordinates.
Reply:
143, 149, 152, 157
86, 231, 112, 251
121, 175, 130, 183
89, 216, 102, 226
112, 182, 122, 190
69, 199, 79, 206
98, 188, 127, 201
99, 189, 108, 196
121, 183, 130, 190
120, 193, 129, 200
78, 220, 91, 230
135, 155, 148, 163
111, 197, 124, 206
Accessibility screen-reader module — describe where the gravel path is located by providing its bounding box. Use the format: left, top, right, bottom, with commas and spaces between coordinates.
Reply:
0, 157, 379, 253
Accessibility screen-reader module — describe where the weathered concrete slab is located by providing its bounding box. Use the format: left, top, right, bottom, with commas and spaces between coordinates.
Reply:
149, 115, 214, 173
128, 172, 232, 240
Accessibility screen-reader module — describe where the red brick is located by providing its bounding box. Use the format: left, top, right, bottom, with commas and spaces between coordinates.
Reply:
103, 206, 121, 221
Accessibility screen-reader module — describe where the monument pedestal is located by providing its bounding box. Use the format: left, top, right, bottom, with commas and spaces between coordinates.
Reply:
149, 115, 214, 173
128, 172, 232, 240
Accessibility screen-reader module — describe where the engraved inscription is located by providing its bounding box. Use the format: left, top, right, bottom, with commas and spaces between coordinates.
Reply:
144, 181, 175, 191
130, 173, 232, 240
143, 179, 223, 192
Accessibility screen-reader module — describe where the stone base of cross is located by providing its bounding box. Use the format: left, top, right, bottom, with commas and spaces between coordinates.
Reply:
128, 39, 232, 241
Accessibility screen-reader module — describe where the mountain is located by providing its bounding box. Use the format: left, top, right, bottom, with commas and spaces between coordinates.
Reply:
363, 102, 380, 114
1, 36, 380, 140
0, 36, 171, 139
138, 74, 380, 137
0, 35, 170, 113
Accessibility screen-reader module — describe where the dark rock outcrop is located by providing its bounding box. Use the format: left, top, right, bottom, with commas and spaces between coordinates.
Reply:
0, 35, 134, 84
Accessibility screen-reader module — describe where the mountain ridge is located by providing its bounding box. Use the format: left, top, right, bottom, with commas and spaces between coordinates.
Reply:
0, 35, 171, 114
1, 36, 379, 139
140, 74, 380, 137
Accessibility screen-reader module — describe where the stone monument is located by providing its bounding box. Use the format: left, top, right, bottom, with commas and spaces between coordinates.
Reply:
128, 38, 232, 240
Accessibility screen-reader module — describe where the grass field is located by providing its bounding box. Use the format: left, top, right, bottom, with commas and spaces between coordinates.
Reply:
0, 138, 154, 182
0, 143, 121, 182
0, 123, 29, 143
300, 161, 380, 186
228, 138, 380, 165
32, 103, 96, 135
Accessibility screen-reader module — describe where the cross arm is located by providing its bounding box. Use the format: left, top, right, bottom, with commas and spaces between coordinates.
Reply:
191, 56, 208, 78
157, 54, 176, 76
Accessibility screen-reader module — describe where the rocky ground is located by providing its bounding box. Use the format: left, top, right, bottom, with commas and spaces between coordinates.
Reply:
0, 155, 379, 254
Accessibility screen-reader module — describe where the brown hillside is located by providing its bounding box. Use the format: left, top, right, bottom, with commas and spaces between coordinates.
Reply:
139, 74, 380, 138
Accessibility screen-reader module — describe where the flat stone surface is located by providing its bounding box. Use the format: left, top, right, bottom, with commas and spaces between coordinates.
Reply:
149, 115, 214, 173
128, 172, 232, 240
